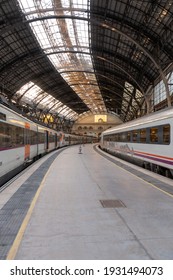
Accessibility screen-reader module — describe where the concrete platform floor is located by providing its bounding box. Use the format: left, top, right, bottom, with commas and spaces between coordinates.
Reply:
2, 144, 173, 260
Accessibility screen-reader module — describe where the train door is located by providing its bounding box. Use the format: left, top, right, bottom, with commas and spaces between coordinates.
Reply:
24, 122, 30, 161
36, 125, 39, 156
59, 132, 64, 147
55, 133, 58, 148
45, 130, 49, 150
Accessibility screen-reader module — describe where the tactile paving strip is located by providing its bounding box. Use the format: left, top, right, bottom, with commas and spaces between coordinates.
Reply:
0, 149, 65, 259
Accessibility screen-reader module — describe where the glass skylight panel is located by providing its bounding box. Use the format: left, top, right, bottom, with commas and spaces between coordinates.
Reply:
24, 85, 41, 101
34, 92, 48, 104
39, 95, 52, 106
16, 82, 78, 120
16, 81, 34, 96
18, 0, 106, 115
153, 72, 173, 106
20, 0, 35, 13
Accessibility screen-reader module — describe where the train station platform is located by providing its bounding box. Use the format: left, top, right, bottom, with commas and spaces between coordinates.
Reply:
1, 144, 173, 260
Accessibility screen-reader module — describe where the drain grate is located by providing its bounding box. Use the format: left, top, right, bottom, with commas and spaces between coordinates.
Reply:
100, 199, 126, 208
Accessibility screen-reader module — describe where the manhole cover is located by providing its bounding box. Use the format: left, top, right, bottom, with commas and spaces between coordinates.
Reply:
100, 199, 126, 208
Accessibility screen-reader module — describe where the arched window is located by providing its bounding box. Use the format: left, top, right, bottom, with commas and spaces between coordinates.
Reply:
98, 118, 104, 122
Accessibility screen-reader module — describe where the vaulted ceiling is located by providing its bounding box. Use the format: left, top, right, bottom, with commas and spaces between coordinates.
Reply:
0, 0, 173, 122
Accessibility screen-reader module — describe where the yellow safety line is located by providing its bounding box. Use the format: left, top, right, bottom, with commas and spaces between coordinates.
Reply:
6, 168, 51, 260
97, 146, 173, 199
125, 166, 173, 199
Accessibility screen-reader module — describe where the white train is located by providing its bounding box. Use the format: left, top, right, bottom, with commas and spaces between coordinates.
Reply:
100, 108, 173, 178
0, 103, 88, 187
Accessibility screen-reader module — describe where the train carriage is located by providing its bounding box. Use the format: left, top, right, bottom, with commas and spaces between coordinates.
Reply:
0, 103, 86, 187
100, 108, 173, 178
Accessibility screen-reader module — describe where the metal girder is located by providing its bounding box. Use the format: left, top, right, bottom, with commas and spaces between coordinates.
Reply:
24, 14, 171, 105
58, 67, 144, 93
24, 14, 168, 71
92, 47, 154, 81
0, 50, 43, 74
90, 8, 173, 59
44, 49, 154, 84
96, 73, 140, 100
96, 56, 145, 95
100, 85, 137, 110
101, 85, 141, 114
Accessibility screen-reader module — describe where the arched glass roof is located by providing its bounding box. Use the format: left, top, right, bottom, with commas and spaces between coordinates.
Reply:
0, 0, 173, 123
18, 0, 106, 115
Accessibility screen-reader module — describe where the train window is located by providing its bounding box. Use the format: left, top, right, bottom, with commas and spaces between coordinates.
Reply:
38, 132, 45, 143
114, 134, 118, 141
49, 133, 55, 143
150, 127, 158, 143
117, 133, 121, 141
55, 133, 58, 146
140, 129, 146, 143
0, 112, 6, 120
0, 122, 10, 148
121, 133, 127, 142
132, 130, 138, 142
30, 130, 38, 145
0, 123, 24, 148
163, 125, 170, 144
127, 132, 131, 142
118, 133, 121, 141
15, 126, 24, 146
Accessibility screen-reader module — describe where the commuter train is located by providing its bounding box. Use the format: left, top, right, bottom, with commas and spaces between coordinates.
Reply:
0, 103, 88, 187
100, 107, 173, 178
